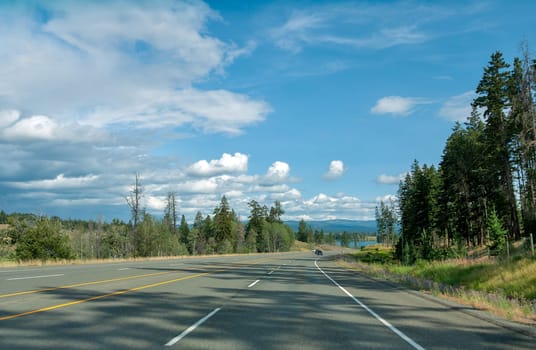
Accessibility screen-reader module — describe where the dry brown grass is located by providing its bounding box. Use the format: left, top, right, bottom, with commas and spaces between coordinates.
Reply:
0, 253, 264, 268
291, 240, 313, 252
0, 249, 310, 268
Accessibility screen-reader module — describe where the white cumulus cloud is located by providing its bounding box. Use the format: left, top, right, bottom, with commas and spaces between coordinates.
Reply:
307, 193, 335, 204
186, 153, 248, 177
270, 188, 302, 201
324, 160, 345, 180
267, 161, 290, 179
1, 112, 109, 143
175, 178, 220, 194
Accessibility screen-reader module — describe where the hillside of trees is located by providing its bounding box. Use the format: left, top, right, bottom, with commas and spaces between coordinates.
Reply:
293, 218, 373, 248
376, 47, 536, 264
286, 219, 377, 234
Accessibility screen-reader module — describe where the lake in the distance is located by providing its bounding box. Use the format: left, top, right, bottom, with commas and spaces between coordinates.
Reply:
336, 240, 377, 249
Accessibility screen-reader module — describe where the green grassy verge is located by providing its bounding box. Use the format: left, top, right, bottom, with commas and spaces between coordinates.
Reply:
342, 244, 536, 324
392, 259, 536, 300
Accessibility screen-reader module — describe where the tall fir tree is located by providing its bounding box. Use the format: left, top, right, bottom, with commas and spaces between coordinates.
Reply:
473, 51, 520, 239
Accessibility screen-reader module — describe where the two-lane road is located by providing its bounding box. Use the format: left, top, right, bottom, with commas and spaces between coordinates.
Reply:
0, 252, 534, 349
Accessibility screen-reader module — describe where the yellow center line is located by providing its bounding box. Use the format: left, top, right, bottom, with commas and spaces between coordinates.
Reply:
0, 256, 277, 322
0, 257, 273, 300
0, 270, 175, 299
0, 271, 214, 322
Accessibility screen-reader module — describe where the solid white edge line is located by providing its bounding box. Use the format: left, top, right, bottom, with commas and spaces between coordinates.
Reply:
314, 260, 426, 350
7, 274, 64, 281
165, 308, 221, 346
248, 279, 260, 288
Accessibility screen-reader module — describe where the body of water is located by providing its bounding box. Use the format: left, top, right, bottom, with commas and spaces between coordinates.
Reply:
336, 240, 377, 249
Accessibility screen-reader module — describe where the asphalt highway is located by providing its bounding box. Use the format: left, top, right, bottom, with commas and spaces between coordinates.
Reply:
0, 252, 534, 349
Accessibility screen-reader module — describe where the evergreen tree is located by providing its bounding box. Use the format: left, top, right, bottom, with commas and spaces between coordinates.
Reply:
439, 113, 489, 247
247, 200, 268, 251
487, 208, 508, 255
509, 45, 536, 235
297, 219, 308, 242
193, 211, 205, 254
179, 215, 190, 245
398, 160, 440, 260
397, 47, 536, 264
213, 196, 234, 246
473, 51, 520, 239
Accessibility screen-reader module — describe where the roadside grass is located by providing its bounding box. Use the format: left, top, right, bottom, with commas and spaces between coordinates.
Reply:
0, 242, 320, 267
350, 244, 397, 264
0, 256, 190, 268
291, 240, 313, 252
0, 252, 272, 268
339, 245, 536, 325
391, 258, 536, 301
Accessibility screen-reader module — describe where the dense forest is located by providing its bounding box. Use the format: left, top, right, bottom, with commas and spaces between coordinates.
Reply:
376, 47, 536, 264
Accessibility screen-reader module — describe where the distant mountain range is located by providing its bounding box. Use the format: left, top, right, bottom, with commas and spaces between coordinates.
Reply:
285, 219, 377, 234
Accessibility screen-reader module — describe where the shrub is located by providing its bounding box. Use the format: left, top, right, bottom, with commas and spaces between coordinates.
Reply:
16, 217, 73, 261
487, 209, 508, 256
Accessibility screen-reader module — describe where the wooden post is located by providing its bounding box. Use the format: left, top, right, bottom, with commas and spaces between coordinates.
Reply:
531, 233, 534, 257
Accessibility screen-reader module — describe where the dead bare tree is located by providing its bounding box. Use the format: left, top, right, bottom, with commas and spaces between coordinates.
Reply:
125, 173, 143, 230
164, 192, 178, 236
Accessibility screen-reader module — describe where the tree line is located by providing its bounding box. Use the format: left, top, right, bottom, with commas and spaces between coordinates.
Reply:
0, 189, 295, 261
380, 47, 536, 264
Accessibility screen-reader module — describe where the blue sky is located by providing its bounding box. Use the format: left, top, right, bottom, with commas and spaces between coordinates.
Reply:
1, 0, 535, 222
